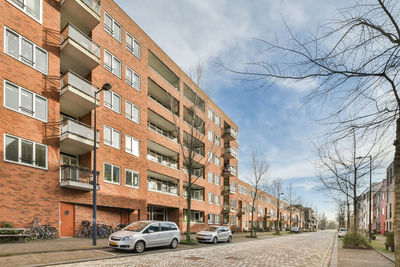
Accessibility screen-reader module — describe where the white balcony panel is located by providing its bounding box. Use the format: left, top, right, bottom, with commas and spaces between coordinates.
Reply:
61, 0, 101, 35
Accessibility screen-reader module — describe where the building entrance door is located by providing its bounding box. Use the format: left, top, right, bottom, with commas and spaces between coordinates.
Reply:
60, 203, 74, 237
148, 206, 167, 221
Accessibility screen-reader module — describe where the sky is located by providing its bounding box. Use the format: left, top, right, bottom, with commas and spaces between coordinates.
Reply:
114, 0, 388, 221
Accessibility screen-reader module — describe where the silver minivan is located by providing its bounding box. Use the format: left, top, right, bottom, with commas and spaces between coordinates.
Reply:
109, 221, 181, 253
196, 226, 232, 244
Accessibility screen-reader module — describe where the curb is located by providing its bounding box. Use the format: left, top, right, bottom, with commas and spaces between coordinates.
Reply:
322, 232, 336, 267
0, 246, 108, 257
371, 247, 395, 264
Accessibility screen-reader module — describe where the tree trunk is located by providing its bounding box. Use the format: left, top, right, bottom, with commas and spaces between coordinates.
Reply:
276, 199, 280, 234
186, 173, 192, 241
251, 199, 255, 237
393, 118, 400, 266
353, 167, 357, 233
346, 198, 350, 230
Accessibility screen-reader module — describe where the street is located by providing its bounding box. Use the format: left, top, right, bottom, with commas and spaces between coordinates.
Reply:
55, 231, 335, 267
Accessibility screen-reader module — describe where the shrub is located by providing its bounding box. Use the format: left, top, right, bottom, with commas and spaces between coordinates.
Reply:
0, 222, 13, 228
342, 232, 371, 249
385, 232, 394, 251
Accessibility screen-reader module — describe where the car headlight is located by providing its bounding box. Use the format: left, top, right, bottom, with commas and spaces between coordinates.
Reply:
121, 236, 133, 241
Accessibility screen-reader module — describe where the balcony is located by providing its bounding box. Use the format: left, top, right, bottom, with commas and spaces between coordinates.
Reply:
222, 185, 236, 195
147, 141, 179, 170
148, 50, 180, 90
224, 164, 237, 176
60, 0, 101, 35
60, 118, 99, 155
147, 109, 178, 142
60, 70, 99, 117
224, 147, 238, 159
60, 164, 99, 191
222, 204, 231, 213
224, 127, 239, 143
60, 23, 100, 77
148, 79, 179, 116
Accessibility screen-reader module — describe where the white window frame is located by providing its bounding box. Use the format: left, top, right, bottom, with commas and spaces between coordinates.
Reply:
208, 213, 214, 224
103, 162, 121, 185
208, 151, 214, 163
104, 49, 121, 78
215, 136, 221, 146
125, 168, 139, 188
3, 133, 48, 170
208, 109, 214, 121
208, 172, 213, 183
215, 155, 221, 166
215, 114, 221, 127
104, 11, 122, 42
103, 125, 121, 149
125, 100, 140, 124
125, 65, 140, 91
208, 130, 213, 142
7, 0, 42, 24
125, 134, 140, 157
215, 195, 221, 205
4, 26, 48, 74
126, 31, 141, 58
215, 214, 220, 224
208, 193, 214, 204
215, 175, 221, 186
3, 80, 48, 122
104, 89, 121, 114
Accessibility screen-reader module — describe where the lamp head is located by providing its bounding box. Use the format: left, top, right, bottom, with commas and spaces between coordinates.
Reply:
101, 83, 112, 91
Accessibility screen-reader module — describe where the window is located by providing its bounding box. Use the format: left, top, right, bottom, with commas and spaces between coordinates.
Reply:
4, 80, 47, 121
125, 100, 140, 123
183, 187, 204, 201
125, 66, 140, 91
104, 12, 121, 42
104, 162, 120, 184
183, 210, 204, 223
7, 0, 42, 23
208, 151, 214, 163
104, 125, 121, 149
208, 214, 214, 224
215, 115, 221, 127
208, 193, 214, 204
215, 136, 221, 146
215, 155, 221, 166
4, 134, 47, 169
104, 90, 121, 113
215, 214, 220, 224
125, 134, 139, 157
126, 169, 139, 188
230, 182, 236, 193
126, 31, 140, 58
230, 199, 236, 211
208, 172, 213, 183
230, 216, 236, 226
104, 49, 121, 78
208, 109, 214, 121
215, 175, 221, 186
208, 130, 213, 142
5, 27, 47, 74
215, 195, 221, 205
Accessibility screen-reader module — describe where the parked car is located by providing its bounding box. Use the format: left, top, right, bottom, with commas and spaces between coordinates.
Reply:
338, 228, 347, 238
108, 221, 181, 253
291, 227, 299, 233
196, 226, 232, 244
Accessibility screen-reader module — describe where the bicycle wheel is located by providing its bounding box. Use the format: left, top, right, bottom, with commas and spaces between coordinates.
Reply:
29, 228, 39, 240
38, 229, 45, 239
50, 227, 59, 239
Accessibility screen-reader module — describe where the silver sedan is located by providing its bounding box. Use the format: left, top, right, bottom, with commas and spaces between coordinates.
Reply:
196, 226, 232, 244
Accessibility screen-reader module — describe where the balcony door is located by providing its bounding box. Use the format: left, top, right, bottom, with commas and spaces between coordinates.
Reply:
61, 154, 79, 181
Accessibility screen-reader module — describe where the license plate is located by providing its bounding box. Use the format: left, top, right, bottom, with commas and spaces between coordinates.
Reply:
109, 241, 118, 246
197, 236, 204, 239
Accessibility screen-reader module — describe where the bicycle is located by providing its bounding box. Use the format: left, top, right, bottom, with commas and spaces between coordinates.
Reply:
28, 218, 59, 240
78, 220, 92, 238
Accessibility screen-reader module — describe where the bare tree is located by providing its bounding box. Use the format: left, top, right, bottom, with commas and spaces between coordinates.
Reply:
216, 0, 400, 261
270, 178, 283, 234
247, 151, 270, 237
284, 183, 296, 230
315, 133, 385, 232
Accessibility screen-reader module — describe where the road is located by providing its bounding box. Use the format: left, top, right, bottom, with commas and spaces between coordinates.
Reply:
55, 230, 335, 267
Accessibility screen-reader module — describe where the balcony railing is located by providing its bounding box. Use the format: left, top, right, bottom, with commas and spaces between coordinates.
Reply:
61, 70, 99, 99
147, 153, 178, 169
224, 164, 237, 176
60, 164, 99, 191
61, 23, 100, 59
224, 127, 239, 141
80, 0, 100, 15
61, 118, 99, 141
222, 204, 231, 213
224, 147, 239, 159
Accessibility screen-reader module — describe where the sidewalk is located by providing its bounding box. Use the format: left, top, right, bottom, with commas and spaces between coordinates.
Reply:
331, 236, 394, 267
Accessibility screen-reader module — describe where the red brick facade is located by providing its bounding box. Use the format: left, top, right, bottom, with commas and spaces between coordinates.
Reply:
0, 0, 297, 236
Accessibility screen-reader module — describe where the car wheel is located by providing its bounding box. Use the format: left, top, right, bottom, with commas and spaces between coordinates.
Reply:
227, 236, 232, 243
170, 238, 178, 249
212, 237, 218, 244
134, 240, 145, 253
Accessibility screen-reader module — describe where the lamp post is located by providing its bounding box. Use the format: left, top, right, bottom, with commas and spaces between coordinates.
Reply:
276, 192, 284, 233
93, 83, 112, 246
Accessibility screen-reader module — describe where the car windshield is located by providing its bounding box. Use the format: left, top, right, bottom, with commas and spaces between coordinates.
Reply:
202, 226, 219, 232
124, 222, 151, 232
340, 228, 347, 231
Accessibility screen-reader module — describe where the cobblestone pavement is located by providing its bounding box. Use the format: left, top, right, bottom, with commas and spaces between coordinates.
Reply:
56, 230, 335, 267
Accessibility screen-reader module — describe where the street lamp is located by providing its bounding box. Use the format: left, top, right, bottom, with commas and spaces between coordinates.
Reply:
356, 155, 372, 242
93, 83, 112, 246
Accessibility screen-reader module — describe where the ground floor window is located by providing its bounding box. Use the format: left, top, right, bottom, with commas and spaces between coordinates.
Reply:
230, 216, 236, 226
215, 214, 220, 224
208, 213, 214, 224
148, 206, 168, 221
183, 210, 204, 223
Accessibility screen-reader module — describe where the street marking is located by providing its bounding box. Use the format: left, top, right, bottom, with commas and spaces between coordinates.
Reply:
94, 249, 118, 256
